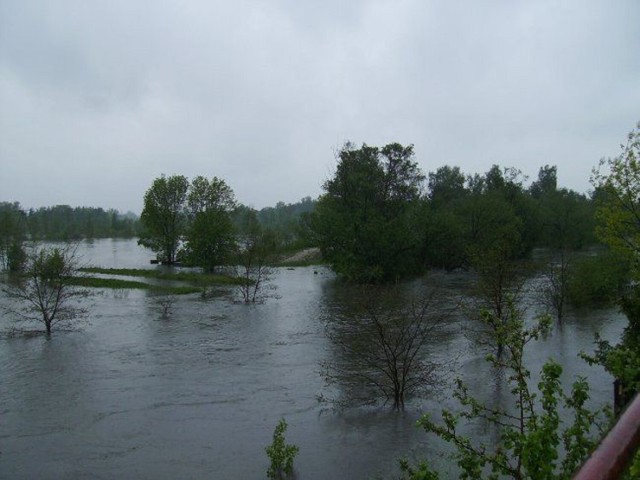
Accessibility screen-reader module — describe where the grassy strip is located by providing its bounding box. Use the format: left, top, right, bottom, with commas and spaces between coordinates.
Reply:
79, 267, 246, 286
67, 276, 201, 295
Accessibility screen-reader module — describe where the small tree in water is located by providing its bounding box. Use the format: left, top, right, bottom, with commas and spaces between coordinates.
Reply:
265, 418, 299, 479
402, 303, 609, 479
3, 245, 89, 335
321, 288, 449, 410
234, 214, 279, 304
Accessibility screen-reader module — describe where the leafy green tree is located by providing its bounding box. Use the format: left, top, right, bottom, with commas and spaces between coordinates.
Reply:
421, 205, 467, 270
311, 142, 425, 282
427, 165, 467, 208
410, 305, 608, 479
138, 175, 189, 264
255, 197, 317, 250
529, 164, 558, 200
421, 166, 469, 270
587, 121, 640, 407
183, 176, 236, 272
3, 246, 89, 335
592, 121, 640, 272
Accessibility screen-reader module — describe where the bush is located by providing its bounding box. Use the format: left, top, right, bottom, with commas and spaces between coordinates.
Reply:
265, 418, 299, 479
7, 242, 26, 272
567, 250, 630, 307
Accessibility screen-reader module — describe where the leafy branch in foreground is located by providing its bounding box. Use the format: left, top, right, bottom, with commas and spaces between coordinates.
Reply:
403, 303, 609, 479
265, 418, 299, 480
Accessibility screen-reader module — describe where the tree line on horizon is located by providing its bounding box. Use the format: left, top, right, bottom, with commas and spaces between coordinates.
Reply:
0, 149, 623, 287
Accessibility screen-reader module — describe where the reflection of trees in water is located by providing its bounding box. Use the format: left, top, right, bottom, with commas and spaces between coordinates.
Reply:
320, 286, 453, 410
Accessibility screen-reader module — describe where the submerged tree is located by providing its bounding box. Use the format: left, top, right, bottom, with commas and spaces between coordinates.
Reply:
321, 288, 449, 410
234, 212, 279, 304
3, 245, 89, 335
467, 196, 528, 357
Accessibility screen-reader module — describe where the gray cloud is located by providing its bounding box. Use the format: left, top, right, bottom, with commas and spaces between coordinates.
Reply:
1, 0, 639, 213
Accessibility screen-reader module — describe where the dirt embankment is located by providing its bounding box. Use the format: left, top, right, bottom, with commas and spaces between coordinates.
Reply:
278, 247, 322, 265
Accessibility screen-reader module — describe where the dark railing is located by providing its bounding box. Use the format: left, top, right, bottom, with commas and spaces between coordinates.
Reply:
573, 392, 640, 479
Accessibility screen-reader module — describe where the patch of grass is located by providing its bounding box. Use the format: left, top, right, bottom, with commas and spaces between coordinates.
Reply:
67, 276, 201, 295
79, 267, 246, 286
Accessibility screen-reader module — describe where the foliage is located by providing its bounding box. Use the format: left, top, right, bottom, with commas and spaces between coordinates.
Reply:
138, 174, 189, 264
265, 418, 299, 480
66, 276, 201, 295
566, 250, 630, 308
415, 307, 608, 479
79, 267, 246, 285
591, 121, 640, 274
256, 196, 317, 250
310, 142, 425, 282
183, 176, 236, 272
584, 120, 640, 420
7, 242, 27, 272
627, 451, 640, 479
2, 245, 90, 335
398, 459, 440, 480
321, 288, 448, 410
26, 205, 140, 240
582, 285, 640, 409
0, 202, 27, 270
235, 213, 279, 303
466, 197, 528, 357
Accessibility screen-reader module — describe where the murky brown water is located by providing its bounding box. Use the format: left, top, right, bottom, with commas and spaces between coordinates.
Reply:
0, 239, 626, 479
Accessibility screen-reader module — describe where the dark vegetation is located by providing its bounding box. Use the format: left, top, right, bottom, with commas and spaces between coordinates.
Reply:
67, 276, 202, 295
79, 267, 247, 286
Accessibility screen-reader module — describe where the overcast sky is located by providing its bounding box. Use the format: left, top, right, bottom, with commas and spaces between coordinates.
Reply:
1, 0, 638, 213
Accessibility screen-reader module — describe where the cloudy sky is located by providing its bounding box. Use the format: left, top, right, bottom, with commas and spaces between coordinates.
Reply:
1, 0, 638, 213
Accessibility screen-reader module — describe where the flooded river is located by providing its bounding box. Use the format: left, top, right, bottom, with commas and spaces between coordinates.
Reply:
0, 239, 627, 479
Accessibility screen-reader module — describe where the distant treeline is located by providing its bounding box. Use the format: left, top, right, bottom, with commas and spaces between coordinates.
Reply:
232, 197, 316, 251
0, 198, 317, 245
0, 203, 141, 241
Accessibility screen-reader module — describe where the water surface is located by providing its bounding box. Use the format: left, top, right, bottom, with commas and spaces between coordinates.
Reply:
0, 239, 626, 479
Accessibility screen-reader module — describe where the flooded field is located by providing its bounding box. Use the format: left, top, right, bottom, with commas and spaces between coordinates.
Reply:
0, 239, 626, 479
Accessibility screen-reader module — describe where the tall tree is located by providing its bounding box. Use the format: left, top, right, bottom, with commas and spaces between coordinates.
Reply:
184, 176, 236, 272
311, 142, 425, 282
138, 175, 189, 264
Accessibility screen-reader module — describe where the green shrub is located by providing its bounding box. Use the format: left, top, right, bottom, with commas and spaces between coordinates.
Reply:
567, 250, 630, 307
265, 418, 299, 479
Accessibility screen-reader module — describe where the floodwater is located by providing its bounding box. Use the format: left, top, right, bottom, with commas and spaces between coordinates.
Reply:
0, 239, 627, 479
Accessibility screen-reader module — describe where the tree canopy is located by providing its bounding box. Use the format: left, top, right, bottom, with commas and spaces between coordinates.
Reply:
310, 142, 425, 282
138, 175, 189, 264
